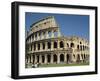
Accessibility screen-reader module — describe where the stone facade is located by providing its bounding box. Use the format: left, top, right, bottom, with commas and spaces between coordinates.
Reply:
25, 16, 89, 67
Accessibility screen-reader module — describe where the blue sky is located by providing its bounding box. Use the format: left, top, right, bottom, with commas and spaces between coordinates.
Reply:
25, 12, 89, 40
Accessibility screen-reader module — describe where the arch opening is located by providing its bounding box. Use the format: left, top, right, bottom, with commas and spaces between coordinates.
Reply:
66, 54, 70, 63
54, 41, 57, 48
53, 54, 57, 62
42, 55, 45, 63
47, 55, 51, 63
70, 43, 74, 48
60, 41, 64, 48
48, 42, 51, 49
60, 54, 64, 62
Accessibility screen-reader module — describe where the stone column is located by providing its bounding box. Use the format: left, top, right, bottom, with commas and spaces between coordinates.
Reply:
36, 43, 38, 51
57, 40, 60, 49
51, 30, 54, 38
45, 54, 47, 64
40, 42, 42, 51
82, 54, 84, 60
31, 54, 33, 63
41, 32, 44, 39
64, 53, 67, 63
39, 55, 42, 63
45, 42, 48, 51
32, 44, 34, 52
35, 34, 37, 41
57, 54, 60, 64
50, 54, 53, 63
37, 32, 39, 40
35, 55, 37, 63
70, 54, 73, 63
46, 31, 49, 38
80, 54, 82, 60
51, 41, 54, 50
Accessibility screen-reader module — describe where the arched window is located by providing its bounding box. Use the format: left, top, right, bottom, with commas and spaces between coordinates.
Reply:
38, 33, 41, 39
53, 54, 57, 62
81, 54, 83, 59
42, 43, 45, 50
77, 45, 79, 50
67, 43, 69, 47
48, 42, 51, 49
33, 55, 35, 64
70, 43, 74, 48
37, 55, 39, 63
83, 45, 84, 50
60, 41, 64, 48
54, 41, 57, 48
80, 45, 82, 51
84, 54, 86, 59
66, 54, 70, 63
38, 43, 40, 50
60, 54, 64, 62
47, 55, 51, 63
42, 55, 45, 63
35, 34, 37, 40
34, 43, 36, 51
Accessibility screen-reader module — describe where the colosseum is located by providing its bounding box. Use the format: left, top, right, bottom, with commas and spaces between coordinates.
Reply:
25, 16, 89, 68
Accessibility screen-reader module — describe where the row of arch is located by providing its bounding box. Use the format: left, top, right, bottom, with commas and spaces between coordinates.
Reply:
27, 29, 60, 42
27, 41, 89, 51
26, 54, 71, 64
26, 53, 89, 64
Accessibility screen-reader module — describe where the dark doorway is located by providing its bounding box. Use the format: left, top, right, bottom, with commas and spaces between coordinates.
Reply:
42, 43, 45, 50
60, 54, 64, 62
60, 41, 64, 48
47, 55, 51, 63
53, 54, 57, 62
48, 42, 51, 49
54, 41, 57, 48
37, 55, 39, 63
33, 55, 35, 64
38, 43, 40, 50
66, 54, 70, 63
42, 55, 45, 63
70, 43, 74, 48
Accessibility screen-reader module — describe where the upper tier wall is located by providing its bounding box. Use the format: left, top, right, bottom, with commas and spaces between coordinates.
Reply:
30, 16, 58, 32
